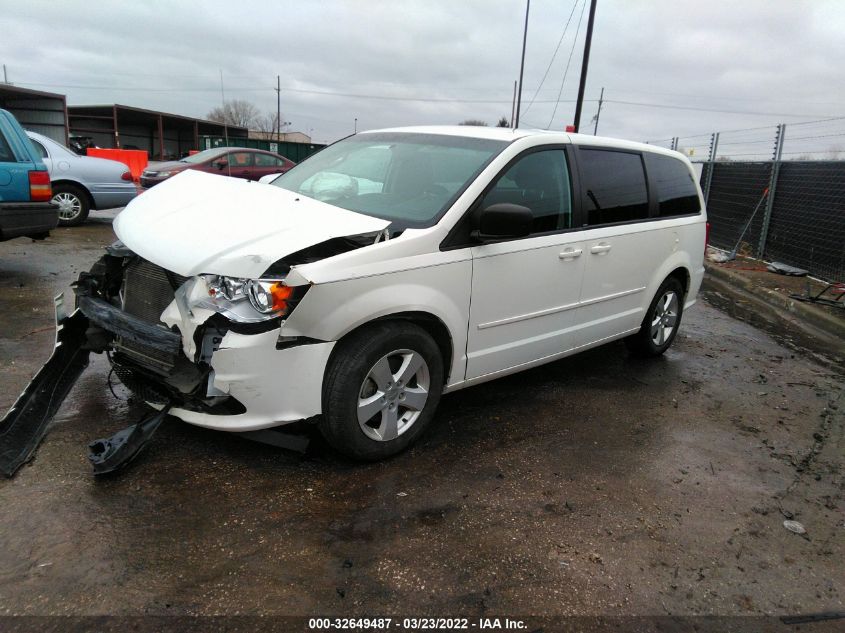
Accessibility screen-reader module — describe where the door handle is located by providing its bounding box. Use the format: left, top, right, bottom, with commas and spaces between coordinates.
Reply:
559, 248, 582, 260
590, 243, 612, 255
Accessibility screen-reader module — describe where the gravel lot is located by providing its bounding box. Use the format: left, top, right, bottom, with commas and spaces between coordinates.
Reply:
0, 210, 842, 619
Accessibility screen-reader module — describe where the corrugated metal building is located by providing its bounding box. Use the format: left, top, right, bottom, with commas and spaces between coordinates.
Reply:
0, 84, 68, 144
68, 104, 248, 160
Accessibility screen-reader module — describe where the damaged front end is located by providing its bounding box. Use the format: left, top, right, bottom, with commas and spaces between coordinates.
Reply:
0, 243, 309, 477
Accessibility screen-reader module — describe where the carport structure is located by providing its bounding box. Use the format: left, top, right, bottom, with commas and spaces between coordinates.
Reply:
67, 104, 248, 160
0, 84, 68, 144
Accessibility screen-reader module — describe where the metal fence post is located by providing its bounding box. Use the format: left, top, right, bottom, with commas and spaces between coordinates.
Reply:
703, 132, 719, 204
758, 124, 785, 258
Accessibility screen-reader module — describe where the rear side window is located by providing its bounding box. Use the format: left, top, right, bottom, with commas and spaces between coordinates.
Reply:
0, 131, 13, 162
647, 153, 701, 216
578, 148, 648, 226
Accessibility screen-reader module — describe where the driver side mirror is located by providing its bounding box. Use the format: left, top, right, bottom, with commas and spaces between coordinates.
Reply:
471, 203, 533, 242
213, 159, 228, 170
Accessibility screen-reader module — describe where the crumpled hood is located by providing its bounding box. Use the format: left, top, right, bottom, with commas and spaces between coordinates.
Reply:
114, 170, 389, 278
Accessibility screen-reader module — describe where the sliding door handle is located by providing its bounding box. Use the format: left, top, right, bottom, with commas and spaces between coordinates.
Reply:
590, 243, 612, 255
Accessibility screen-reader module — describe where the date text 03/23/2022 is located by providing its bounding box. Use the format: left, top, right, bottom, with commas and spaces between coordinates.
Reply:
308, 617, 527, 630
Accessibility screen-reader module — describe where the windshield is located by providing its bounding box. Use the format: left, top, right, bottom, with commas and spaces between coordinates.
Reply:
180, 147, 229, 164
270, 132, 510, 228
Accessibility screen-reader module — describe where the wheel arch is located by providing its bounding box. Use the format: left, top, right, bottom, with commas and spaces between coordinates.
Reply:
51, 179, 95, 209
666, 265, 691, 298
327, 311, 455, 386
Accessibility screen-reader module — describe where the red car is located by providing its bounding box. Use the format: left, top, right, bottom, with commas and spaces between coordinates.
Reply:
140, 147, 295, 188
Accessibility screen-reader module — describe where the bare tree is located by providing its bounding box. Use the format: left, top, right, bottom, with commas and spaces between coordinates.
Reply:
206, 99, 261, 129
255, 112, 281, 136
496, 116, 509, 128
458, 119, 488, 126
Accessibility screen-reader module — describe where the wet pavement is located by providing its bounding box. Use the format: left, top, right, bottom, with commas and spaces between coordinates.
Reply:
0, 212, 842, 617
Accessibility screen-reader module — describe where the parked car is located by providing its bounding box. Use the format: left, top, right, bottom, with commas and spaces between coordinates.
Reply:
26, 131, 138, 227
0, 109, 57, 242
140, 147, 295, 188
4, 126, 707, 473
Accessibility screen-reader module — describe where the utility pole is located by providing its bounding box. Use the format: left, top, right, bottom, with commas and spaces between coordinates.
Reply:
592, 86, 604, 135
276, 75, 281, 142
510, 80, 517, 128
572, 0, 598, 133
2, 65, 7, 84
354, 118, 357, 134
514, 0, 530, 129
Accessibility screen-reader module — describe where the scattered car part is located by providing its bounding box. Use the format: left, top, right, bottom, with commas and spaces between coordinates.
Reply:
767, 262, 808, 276
0, 297, 90, 477
790, 280, 845, 309
88, 403, 172, 475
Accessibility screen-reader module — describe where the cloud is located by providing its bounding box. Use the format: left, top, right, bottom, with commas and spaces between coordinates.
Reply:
2, 0, 841, 147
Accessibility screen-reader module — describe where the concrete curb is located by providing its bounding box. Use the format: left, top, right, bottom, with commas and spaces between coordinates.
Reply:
704, 263, 845, 341
703, 262, 845, 361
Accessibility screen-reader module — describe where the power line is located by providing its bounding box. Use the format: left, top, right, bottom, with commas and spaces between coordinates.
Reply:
547, 0, 587, 129
606, 99, 837, 119
16, 80, 590, 105
523, 0, 580, 116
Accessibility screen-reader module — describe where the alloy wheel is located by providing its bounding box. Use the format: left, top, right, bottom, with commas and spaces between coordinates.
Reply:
53, 192, 82, 221
651, 290, 679, 346
357, 348, 430, 442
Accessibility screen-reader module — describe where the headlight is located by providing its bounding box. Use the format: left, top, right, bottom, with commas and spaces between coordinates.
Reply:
198, 275, 297, 323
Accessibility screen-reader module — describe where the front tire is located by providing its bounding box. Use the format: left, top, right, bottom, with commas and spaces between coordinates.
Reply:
626, 277, 685, 357
320, 321, 444, 461
52, 184, 90, 227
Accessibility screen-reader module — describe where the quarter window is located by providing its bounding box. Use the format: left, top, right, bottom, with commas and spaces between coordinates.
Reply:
578, 148, 649, 226
481, 149, 572, 234
31, 139, 48, 160
0, 132, 13, 162
647, 153, 701, 216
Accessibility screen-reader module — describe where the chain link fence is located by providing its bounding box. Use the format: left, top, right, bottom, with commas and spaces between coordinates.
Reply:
648, 117, 845, 281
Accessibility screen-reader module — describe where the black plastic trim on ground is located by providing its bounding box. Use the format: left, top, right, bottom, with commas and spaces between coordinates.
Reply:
0, 311, 91, 477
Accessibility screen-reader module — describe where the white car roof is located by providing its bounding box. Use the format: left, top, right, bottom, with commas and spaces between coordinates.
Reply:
359, 125, 686, 160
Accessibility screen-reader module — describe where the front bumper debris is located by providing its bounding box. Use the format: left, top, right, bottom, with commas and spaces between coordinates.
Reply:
88, 403, 172, 476
77, 295, 181, 355
0, 296, 90, 477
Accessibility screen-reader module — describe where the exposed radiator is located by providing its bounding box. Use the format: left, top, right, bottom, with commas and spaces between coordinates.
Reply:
115, 258, 188, 373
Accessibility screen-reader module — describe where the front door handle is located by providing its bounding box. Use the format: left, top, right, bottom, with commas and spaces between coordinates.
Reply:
559, 248, 583, 260
590, 242, 612, 255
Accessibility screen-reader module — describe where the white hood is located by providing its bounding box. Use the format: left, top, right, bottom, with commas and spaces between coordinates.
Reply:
114, 170, 389, 278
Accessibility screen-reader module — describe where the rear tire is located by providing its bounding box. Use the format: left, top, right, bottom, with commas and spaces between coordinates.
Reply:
52, 184, 90, 227
320, 321, 444, 461
625, 277, 685, 357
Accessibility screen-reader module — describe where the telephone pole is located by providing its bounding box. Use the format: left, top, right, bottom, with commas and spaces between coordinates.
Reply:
572, 0, 598, 133
514, 0, 530, 129
276, 75, 281, 142
592, 86, 604, 135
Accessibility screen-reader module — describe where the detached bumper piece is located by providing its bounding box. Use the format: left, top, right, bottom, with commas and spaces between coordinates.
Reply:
88, 403, 172, 476
0, 299, 90, 477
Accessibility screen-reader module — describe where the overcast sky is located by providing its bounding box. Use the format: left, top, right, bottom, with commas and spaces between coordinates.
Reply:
3, 0, 844, 151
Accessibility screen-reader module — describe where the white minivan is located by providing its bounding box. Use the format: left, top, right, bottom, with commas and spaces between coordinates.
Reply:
54, 127, 708, 463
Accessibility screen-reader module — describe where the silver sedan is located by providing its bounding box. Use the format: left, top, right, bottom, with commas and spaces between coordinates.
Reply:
26, 131, 138, 226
